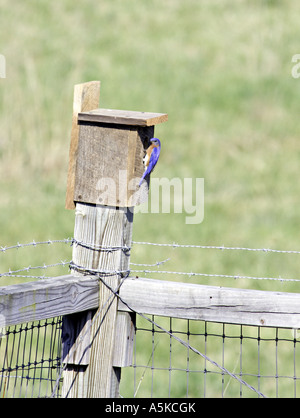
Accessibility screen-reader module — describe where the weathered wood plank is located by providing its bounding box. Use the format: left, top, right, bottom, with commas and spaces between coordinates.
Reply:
74, 124, 145, 207
112, 310, 135, 368
78, 108, 168, 126
1, 275, 300, 330
73, 123, 155, 208
0, 275, 99, 327
117, 277, 300, 329
65, 81, 100, 210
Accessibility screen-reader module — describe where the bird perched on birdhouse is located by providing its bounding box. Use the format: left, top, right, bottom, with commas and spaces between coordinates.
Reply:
139, 138, 161, 187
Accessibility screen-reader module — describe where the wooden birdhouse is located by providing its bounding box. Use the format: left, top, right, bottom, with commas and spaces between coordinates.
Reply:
66, 95, 167, 209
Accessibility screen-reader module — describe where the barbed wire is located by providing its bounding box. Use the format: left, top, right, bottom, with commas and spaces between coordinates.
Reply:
130, 258, 170, 268
0, 261, 70, 278
70, 238, 130, 253
132, 241, 300, 254
69, 260, 130, 278
0, 239, 72, 253
2, 238, 300, 255
3, 260, 297, 283
131, 269, 300, 283
1, 237, 300, 283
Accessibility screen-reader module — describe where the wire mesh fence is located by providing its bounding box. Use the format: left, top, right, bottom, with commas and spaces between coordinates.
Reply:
1, 313, 299, 398
0, 317, 62, 398
121, 316, 300, 398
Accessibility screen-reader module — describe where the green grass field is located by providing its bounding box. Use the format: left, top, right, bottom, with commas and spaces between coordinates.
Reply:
1, 0, 300, 397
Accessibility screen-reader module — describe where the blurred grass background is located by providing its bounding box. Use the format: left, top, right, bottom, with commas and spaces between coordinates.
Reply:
1, 0, 300, 397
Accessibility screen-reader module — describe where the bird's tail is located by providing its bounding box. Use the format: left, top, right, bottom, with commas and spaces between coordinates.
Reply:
139, 172, 148, 187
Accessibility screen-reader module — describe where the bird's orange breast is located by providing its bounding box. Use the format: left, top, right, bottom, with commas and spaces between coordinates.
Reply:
144, 144, 155, 167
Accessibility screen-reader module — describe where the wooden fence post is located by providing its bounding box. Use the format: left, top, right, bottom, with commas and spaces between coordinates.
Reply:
61, 81, 167, 398
61, 204, 134, 397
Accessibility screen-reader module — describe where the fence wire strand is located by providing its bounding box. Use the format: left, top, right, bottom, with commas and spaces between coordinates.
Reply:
132, 241, 300, 254
2, 237, 300, 283
0, 239, 72, 253
131, 269, 300, 283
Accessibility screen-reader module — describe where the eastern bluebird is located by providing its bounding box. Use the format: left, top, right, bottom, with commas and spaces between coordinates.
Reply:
139, 138, 161, 187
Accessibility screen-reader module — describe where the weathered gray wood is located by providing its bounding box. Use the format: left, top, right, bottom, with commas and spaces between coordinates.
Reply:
1, 275, 300, 330
74, 123, 154, 207
118, 277, 300, 329
61, 203, 134, 398
112, 311, 135, 367
0, 275, 99, 327
78, 108, 168, 127
61, 365, 87, 398
65, 81, 100, 210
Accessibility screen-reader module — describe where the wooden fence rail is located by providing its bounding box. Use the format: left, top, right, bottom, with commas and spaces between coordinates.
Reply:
1, 274, 300, 330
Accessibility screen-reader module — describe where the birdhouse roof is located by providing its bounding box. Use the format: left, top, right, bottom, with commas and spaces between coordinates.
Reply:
78, 108, 168, 127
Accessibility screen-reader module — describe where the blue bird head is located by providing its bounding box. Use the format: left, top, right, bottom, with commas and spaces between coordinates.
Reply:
150, 138, 161, 147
